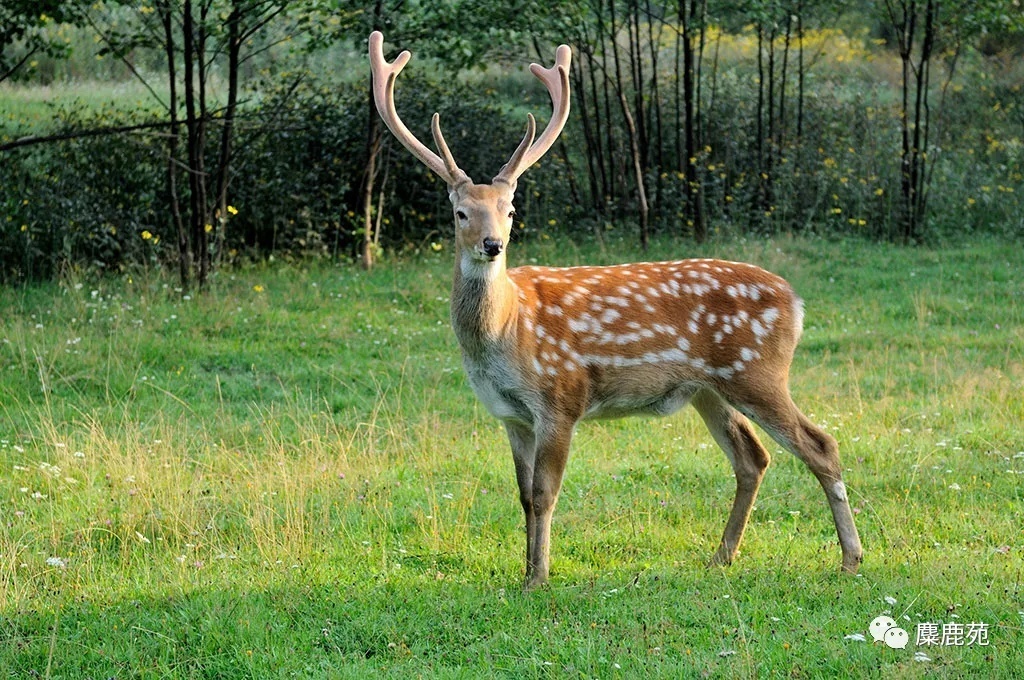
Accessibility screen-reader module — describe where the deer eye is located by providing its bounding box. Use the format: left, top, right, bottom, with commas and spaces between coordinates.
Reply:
456, 209, 468, 221
508, 210, 516, 220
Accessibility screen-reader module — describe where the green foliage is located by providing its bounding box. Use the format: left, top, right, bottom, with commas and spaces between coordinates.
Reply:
226, 72, 557, 259
652, 26, 1024, 241
0, 104, 166, 281
2, 5, 1024, 281
0, 70, 574, 280
1, 236, 1022, 676
0, 0, 80, 82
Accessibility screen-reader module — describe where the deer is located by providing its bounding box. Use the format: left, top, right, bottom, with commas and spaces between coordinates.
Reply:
368, 31, 863, 590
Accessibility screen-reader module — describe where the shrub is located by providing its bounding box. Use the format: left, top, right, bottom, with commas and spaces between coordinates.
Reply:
0, 72, 575, 281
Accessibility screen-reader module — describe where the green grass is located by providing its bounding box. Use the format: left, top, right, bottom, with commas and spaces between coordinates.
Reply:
0, 80, 167, 138
1, 235, 1022, 678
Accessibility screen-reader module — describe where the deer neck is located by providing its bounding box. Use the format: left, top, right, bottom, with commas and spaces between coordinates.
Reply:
451, 247, 520, 357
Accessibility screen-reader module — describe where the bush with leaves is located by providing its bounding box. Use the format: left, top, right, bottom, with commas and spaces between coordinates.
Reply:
0, 104, 165, 281
225, 71, 574, 259
0, 71, 576, 281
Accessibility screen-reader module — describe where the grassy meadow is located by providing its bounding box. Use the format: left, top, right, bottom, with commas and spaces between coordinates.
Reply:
1, 234, 1022, 677
0, 80, 169, 137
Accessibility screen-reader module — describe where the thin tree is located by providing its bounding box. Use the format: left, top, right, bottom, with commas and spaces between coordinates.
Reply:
884, 0, 938, 243
678, 0, 707, 241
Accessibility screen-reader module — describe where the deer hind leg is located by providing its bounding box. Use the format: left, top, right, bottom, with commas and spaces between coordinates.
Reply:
692, 389, 772, 568
731, 386, 863, 574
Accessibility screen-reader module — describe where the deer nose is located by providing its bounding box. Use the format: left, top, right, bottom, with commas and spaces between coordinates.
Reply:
482, 237, 504, 258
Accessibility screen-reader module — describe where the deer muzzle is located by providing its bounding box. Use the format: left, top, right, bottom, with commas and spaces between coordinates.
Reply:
482, 237, 504, 259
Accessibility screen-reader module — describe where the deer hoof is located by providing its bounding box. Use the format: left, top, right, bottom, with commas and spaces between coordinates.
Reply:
841, 552, 863, 575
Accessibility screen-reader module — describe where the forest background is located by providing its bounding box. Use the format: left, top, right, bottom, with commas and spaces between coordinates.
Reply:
2, 0, 1023, 287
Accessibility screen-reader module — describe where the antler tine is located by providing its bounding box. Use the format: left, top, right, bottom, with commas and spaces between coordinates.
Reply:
368, 31, 470, 187
493, 114, 537, 188
430, 113, 467, 183
494, 44, 572, 185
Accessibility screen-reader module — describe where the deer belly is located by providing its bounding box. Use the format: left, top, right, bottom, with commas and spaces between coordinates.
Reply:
585, 382, 699, 420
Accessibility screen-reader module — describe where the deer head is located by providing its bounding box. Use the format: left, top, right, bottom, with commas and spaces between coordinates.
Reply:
368, 31, 570, 277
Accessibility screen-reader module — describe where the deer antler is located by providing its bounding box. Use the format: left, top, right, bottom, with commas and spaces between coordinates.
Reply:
368, 31, 471, 187
493, 44, 572, 186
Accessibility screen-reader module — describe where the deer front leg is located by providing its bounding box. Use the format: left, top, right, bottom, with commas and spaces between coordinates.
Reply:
505, 422, 537, 580
524, 421, 574, 590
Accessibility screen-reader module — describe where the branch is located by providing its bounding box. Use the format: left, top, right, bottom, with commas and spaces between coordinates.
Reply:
0, 120, 177, 152
238, 33, 295, 65
0, 45, 41, 83
239, 4, 288, 43
82, 9, 169, 112
233, 72, 306, 151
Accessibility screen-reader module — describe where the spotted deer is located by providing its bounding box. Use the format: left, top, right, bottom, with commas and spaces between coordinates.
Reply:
369, 31, 862, 589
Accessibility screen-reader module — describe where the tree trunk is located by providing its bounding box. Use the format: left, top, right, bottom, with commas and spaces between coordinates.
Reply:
695, 0, 707, 151
628, 0, 647, 171
182, 0, 208, 291
763, 21, 776, 214
213, 1, 241, 269
796, 2, 805, 138
571, 51, 601, 210
645, 0, 664, 222
361, 0, 385, 269
645, 0, 663, 171
754, 22, 767, 220
617, 89, 648, 251
582, 28, 608, 210
599, 28, 614, 206
362, 98, 381, 270
158, 1, 190, 290
681, 0, 706, 242
895, 0, 921, 242
195, 0, 211, 287
674, 10, 682, 169
908, 0, 937, 242
779, 14, 792, 151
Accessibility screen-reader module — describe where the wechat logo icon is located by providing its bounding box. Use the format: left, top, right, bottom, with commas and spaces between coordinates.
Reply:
870, 615, 909, 649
